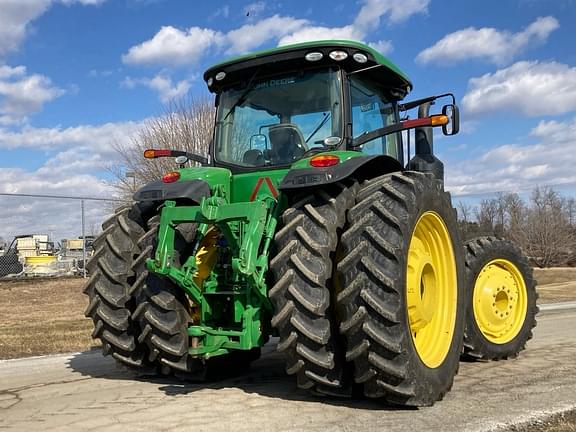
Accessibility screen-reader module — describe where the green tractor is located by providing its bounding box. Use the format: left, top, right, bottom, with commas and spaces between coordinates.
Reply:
84, 40, 537, 406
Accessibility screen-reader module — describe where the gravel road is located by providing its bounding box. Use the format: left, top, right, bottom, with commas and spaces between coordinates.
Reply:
1, 306, 574, 432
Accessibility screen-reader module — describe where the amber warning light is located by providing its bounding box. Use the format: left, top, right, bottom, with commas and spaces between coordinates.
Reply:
144, 149, 172, 158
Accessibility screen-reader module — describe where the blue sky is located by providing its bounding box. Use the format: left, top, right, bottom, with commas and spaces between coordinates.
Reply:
1, 0, 576, 240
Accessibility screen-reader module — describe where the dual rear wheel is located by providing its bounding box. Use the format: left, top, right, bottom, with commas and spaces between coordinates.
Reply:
271, 171, 537, 406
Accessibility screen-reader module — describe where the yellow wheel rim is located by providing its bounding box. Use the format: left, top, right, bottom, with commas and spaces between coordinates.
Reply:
406, 211, 458, 368
472, 259, 527, 344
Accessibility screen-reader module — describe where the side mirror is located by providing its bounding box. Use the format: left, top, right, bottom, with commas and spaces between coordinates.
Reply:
442, 104, 459, 135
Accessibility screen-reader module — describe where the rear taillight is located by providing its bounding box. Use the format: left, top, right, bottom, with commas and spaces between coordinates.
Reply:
310, 155, 340, 167
162, 172, 180, 183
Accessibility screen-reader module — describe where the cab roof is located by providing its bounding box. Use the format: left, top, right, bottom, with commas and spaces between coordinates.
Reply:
203, 40, 413, 98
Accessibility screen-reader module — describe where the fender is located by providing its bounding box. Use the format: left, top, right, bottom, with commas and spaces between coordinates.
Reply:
279, 155, 403, 191
133, 179, 211, 204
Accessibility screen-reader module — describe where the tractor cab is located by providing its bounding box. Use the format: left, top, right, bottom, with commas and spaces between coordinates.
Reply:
203, 40, 458, 181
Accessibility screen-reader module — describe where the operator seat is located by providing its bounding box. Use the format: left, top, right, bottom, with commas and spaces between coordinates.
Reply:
268, 124, 306, 164
242, 149, 266, 166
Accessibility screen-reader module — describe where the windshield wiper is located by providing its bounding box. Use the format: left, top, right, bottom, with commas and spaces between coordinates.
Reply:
305, 112, 331, 144
222, 67, 261, 122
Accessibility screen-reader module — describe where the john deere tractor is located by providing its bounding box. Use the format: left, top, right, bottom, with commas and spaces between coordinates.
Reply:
84, 40, 537, 406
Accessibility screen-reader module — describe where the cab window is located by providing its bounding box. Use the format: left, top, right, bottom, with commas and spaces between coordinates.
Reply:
350, 76, 399, 160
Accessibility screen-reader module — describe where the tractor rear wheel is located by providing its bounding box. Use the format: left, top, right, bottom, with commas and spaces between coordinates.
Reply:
336, 172, 465, 406
270, 182, 355, 394
132, 215, 200, 374
462, 237, 537, 360
83, 204, 153, 370
132, 216, 261, 375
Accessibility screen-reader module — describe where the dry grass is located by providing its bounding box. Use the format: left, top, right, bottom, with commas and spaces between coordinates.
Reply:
533, 267, 576, 285
534, 268, 576, 303
0, 277, 98, 359
508, 409, 576, 432
0, 267, 574, 360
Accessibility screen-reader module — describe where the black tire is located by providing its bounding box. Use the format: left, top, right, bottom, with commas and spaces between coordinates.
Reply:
132, 215, 198, 374
336, 171, 465, 406
83, 204, 153, 369
462, 237, 538, 360
269, 182, 355, 393
134, 215, 262, 375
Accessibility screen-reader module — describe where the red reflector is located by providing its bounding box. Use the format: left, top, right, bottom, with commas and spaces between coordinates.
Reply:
310, 155, 340, 167
402, 118, 432, 128
144, 149, 172, 158
162, 172, 180, 183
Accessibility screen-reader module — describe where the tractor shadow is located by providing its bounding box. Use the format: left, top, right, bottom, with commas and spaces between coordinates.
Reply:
67, 344, 414, 411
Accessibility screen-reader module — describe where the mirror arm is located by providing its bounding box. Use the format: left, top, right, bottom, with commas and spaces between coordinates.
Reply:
399, 93, 456, 112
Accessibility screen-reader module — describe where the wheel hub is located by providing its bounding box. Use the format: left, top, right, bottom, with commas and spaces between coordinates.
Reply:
407, 242, 437, 332
473, 260, 527, 344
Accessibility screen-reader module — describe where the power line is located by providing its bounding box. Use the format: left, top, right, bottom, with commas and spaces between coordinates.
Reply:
0, 192, 127, 202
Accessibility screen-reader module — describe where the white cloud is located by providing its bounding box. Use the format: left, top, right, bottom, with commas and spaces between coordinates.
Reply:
60, 0, 107, 5
368, 40, 393, 55
279, 0, 427, 49
0, 120, 143, 151
122, 73, 191, 103
416, 16, 559, 65
0, 117, 145, 239
0, 1, 106, 124
530, 117, 576, 143
0, 0, 51, 57
123, 0, 426, 67
278, 25, 361, 46
0, 65, 65, 125
446, 117, 576, 196
0, 118, 142, 242
0, 65, 27, 79
0, 165, 115, 243
210, 5, 230, 20
226, 15, 309, 54
462, 61, 576, 117
354, 0, 429, 28
0, 0, 108, 58
122, 26, 225, 66
123, 16, 310, 66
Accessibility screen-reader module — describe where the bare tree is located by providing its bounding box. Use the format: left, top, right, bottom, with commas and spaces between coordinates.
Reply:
524, 186, 575, 267
109, 95, 215, 199
457, 201, 472, 224
494, 192, 508, 236
503, 192, 526, 246
457, 201, 473, 237
475, 199, 498, 234
566, 197, 576, 226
